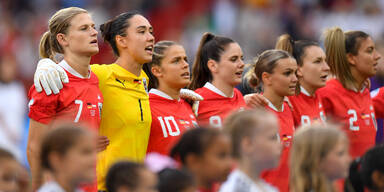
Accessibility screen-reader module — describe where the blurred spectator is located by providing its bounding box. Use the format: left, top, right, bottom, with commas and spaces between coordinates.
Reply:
0, 148, 30, 192
0, 54, 26, 161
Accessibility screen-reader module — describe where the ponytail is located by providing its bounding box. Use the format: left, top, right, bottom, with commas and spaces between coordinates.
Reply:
324, 27, 353, 88
275, 34, 294, 55
188, 32, 234, 90
39, 31, 54, 60
324, 27, 369, 88
189, 32, 216, 90
276, 34, 318, 67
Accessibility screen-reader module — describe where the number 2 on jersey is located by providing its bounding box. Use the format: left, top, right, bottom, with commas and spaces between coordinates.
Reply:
348, 109, 359, 131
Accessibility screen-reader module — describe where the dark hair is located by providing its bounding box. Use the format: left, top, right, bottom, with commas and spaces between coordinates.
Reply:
275, 34, 319, 67
323, 27, 369, 88
100, 11, 139, 56
158, 168, 195, 192
345, 158, 364, 192
275, 34, 319, 94
106, 161, 146, 192
245, 49, 292, 89
170, 127, 223, 164
188, 32, 235, 90
143, 41, 178, 90
346, 145, 384, 192
0, 148, 15, 160
40, 124, 88, 171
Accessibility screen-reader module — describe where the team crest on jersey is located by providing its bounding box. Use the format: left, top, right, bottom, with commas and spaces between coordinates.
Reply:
282, 134, 292, 147
87, 103, 97, 117
361, 113, 371, 125
179, 119, 190, 125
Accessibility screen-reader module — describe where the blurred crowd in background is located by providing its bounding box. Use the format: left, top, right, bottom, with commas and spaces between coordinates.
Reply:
1, 0, 384, 167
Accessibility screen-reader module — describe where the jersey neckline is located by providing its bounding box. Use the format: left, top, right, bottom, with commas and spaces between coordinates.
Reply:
203, 82, 234, 98
58, 60, 91, 79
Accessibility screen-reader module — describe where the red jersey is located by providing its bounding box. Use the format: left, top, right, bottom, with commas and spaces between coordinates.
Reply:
194, 83, 246, 128
28, 60, 103, 130
28, 61, 102, 192
317, 79, 377, 158
287, 86, 326, 128
147, 89, 197, 155
371, 87, 384, 118
261, 100, 294, 192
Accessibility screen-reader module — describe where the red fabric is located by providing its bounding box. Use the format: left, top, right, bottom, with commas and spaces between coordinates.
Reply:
372, 87, 384, 118
28, 70, 102, 192
261, 102, 294, 192
146, 93, 197, 155
288, 91, 326, 128
317, 79, 376, 158
28, 70, 103, 131
194, 87, 246, 128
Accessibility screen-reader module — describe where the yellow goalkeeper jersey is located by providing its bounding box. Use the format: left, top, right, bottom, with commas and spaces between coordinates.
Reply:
91, 64, 151, 191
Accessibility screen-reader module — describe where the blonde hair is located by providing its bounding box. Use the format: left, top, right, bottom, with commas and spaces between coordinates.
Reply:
290, 123, 348, 192
223, 109, 275, 159
39, 7, 88, 61
323, 27, 369, 88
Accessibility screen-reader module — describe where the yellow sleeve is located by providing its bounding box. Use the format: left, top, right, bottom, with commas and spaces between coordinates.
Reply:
91, 64, 109, 84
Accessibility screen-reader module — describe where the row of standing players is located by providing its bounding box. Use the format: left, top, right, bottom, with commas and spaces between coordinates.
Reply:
27, 7, 384, 192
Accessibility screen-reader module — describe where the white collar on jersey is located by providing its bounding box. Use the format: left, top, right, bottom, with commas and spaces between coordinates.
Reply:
149, 89, 180, 101
300, 86, 312, 97
350, 82, 368, 93
58, 60, 91, 79
264, 97, 284, 112
204, 82, 234, 98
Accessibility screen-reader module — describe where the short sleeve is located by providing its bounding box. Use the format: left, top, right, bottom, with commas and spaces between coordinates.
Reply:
28, 85, 58, 124
372, 88, 384, 118
317, 88, 333, 116
91, 64, 108, 86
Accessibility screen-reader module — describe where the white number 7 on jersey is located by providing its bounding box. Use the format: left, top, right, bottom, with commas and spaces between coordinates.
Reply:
74, 100, 83, 123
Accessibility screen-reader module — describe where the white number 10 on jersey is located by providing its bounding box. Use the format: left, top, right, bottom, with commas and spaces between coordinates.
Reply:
158, 116, 181, 138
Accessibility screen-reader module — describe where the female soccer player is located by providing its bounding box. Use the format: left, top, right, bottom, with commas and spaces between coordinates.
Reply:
144, 41, 197, 155
37, 125, 98, 192
275, 34, 329, 127
27, 7, 103, 191
246, 49, 297, 192
188, 32, 246, 128
32, 12, 202, 191
318, 27, 382, 158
